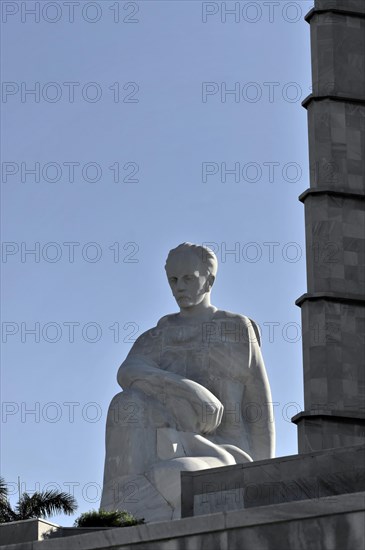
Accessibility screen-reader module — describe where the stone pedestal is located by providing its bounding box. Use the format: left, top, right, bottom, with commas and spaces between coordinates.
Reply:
181, 444, 365, 517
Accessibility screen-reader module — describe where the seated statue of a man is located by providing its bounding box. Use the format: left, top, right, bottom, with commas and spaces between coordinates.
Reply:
101, 243, 275, 521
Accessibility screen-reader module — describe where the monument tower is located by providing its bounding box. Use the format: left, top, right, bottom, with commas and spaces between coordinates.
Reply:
292, 0, 365, 452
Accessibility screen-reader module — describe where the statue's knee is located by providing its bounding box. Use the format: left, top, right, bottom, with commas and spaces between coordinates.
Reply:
107, 389, 145, 426
107, 388, 173, 430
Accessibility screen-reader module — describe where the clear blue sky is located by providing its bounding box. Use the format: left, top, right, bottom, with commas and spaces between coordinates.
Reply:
1, 0, 313, 526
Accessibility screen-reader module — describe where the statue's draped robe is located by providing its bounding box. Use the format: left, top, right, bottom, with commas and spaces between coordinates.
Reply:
101, 311, 275, 521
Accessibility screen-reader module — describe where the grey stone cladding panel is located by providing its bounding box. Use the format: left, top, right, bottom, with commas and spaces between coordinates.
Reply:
310, 11, 365, 100
297, 415, 365, 453
181, 446, 365, 517
315, 0, 365, 15
303, 194, 365, 294
307, 100, 365, 192
300, 299, 365, 411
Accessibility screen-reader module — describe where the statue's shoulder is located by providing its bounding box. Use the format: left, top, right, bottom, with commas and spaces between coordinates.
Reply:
156, 313, 178, 327
131, 322, 162, 346
215, 310, 261, 346
131, 315, 176, 346
214, 309, 252, 325
127, 322, 163, 357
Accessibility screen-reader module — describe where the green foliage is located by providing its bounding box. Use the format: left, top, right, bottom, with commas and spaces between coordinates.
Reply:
74, 509, 144, 528
0, 477, 77, 523
0, 478, 8, 503
16, 491, 77, 519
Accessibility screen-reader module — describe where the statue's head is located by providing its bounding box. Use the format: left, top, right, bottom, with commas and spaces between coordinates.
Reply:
165, 243, 218, 309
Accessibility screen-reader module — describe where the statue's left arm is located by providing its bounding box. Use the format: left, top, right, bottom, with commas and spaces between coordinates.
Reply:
242, 319, 275, 460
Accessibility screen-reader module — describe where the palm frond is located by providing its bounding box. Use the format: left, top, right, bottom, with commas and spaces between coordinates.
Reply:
17, 491, 77, 520
16, 492, 32, 519
0, 501, 18, 523
0, 478, 8, 502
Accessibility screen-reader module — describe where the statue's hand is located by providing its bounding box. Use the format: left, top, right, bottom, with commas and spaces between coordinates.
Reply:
168, 379, 224, 435
120, 357, 224, 434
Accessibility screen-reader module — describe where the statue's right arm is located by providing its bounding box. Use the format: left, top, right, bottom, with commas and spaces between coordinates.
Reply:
117, 340, 223, 434
117, 353, 166, 389
116, 327, 164, 387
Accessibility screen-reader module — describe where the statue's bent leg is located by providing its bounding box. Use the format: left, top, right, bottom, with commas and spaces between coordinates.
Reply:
101, 389, 177, 521
218, 444, 253, 463
101, 391, 253, 521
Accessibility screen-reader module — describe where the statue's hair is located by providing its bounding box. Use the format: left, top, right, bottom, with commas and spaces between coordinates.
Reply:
165, 242, 218, 277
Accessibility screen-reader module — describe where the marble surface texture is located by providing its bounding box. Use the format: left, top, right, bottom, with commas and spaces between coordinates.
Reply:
101, 244, 275, 521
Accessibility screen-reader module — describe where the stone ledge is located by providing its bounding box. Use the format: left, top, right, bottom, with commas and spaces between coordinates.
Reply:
296, 292, 365, 308
1, 492, 364, 550
0, 519, 59, 546
292, 410, 365, 423
305, 7, 365, 24
298, 188, 365, 203
314, 0, 365, 13
302, 95, 365, 109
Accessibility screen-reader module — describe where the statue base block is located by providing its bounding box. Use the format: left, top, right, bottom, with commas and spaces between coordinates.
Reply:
181, 444, 365, 517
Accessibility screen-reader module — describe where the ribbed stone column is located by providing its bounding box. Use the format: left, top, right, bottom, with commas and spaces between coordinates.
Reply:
292, 0, 365, 452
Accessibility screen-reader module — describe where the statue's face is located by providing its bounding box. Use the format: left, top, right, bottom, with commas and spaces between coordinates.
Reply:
166, 252, 210, 309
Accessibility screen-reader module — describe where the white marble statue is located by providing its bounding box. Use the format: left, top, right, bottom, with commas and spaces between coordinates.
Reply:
101, 243, 275, 521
